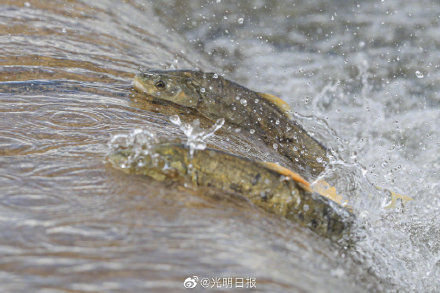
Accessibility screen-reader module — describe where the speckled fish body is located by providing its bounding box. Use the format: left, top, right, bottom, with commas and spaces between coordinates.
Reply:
134, 70, 328, 179
108, 143, 352, 240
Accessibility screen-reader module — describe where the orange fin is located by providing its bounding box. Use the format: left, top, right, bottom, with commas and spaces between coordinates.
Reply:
260, 161, 311, 192
257, 92, 293, 119
375, 186, 413, 209
311, 180, 345, 205
386, 191, 413, 209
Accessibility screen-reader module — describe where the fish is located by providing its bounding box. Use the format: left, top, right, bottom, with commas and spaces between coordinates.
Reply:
108, 143, 353, 240
133, 70, 329, 179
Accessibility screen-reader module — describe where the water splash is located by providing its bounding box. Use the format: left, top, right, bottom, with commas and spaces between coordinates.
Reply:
108, 128, 159, 169
170, 115, 225, 157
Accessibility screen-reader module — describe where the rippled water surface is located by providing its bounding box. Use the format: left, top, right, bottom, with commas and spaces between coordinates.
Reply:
0, 0, 439, 292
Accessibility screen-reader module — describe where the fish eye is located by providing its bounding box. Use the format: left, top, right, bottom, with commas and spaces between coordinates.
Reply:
155, 80, 166, 89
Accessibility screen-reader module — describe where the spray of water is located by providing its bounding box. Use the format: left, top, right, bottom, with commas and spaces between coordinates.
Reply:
169, 115, 225, 157
108, 116, 225, 170
108, 128, 160, 169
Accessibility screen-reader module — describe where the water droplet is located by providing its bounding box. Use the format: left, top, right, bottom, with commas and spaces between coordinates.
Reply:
361, 167, 367, 176
237, 17, 244, 24
200, 87, 206, 93
169, 115, 181, 126
415, 71, 424, 78
240, 99, 247, 106
331, 268, 345, 278
108, 128, 160, 169
273, 143, 278, 150
171, 115, 224, 157
213, 73, 218, 79
275, 120, 280, 125
316, 157, 323, 163
359, 210, 369, 219
250, 129, 255, 134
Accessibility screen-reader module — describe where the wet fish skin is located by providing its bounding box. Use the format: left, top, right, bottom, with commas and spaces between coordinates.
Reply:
108, 143, 353, 240
134, 70, 328, 179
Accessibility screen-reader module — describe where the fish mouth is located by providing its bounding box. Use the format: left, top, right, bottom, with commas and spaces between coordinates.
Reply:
133, 75, 150, 94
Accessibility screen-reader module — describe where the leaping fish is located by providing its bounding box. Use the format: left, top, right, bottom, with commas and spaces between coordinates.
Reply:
133, 70, 328, 179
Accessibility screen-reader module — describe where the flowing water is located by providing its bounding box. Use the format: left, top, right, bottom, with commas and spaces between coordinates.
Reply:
0, 0, 439, 292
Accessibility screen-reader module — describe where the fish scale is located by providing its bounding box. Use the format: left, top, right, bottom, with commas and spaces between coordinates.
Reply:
134, 70, 329, 179
108, 143, 353, 240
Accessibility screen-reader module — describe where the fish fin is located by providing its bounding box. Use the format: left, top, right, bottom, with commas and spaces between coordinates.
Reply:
259, 161, 311, 192
375, 186, 413, 209
257, 92, 293, 119
311, 180, 345, 205
385, 190, 413, 209
260, 164, 349, 208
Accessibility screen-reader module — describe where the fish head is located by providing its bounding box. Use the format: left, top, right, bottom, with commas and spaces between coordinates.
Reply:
134, 70, 206, 108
